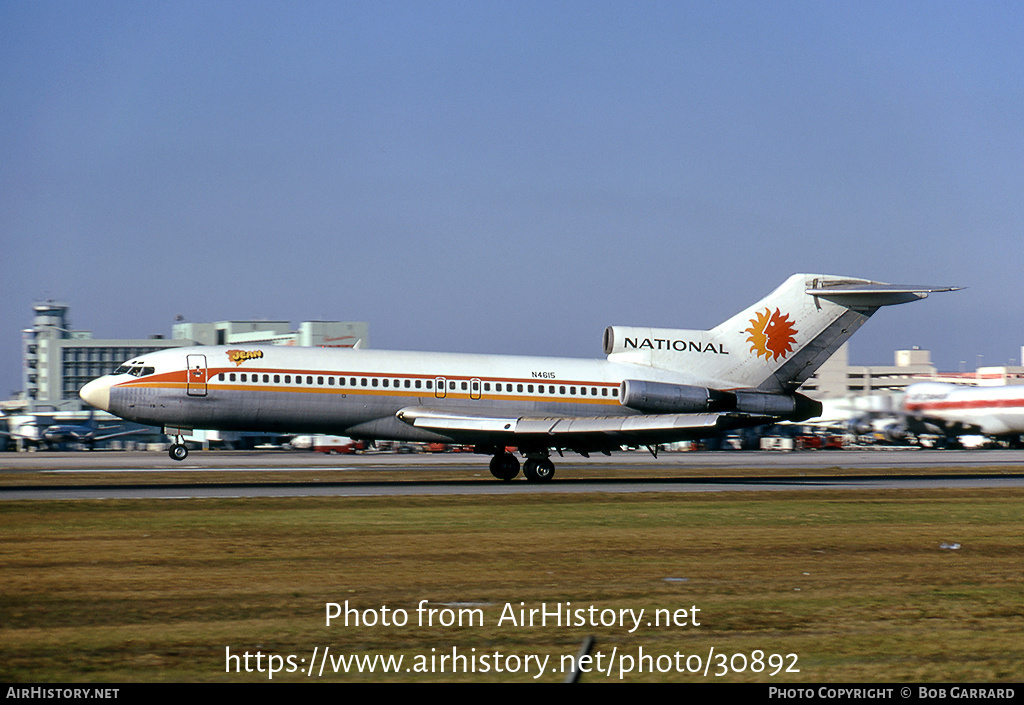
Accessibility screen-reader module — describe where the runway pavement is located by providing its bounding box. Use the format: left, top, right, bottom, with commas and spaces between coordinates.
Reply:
2, 448, 1024, 499
3, 446, 1024, 470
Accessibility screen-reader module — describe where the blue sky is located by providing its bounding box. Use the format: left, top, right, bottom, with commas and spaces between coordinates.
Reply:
3, 1, 1023, 395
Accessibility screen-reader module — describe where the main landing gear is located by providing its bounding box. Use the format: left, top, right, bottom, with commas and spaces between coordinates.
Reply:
169, 436, 188, 461
488, 452, 555, 482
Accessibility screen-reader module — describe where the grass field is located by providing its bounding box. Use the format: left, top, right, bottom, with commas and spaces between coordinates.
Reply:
2, 482, 1022, 682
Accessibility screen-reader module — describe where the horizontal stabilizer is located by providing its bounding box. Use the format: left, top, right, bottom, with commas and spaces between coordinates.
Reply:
806, 281, 963, 309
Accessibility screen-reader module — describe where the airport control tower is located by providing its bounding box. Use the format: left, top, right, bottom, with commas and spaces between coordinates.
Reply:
20, 301, 186, 412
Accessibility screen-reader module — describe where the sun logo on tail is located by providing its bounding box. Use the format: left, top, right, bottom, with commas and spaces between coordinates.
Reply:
745, 308, 797, 361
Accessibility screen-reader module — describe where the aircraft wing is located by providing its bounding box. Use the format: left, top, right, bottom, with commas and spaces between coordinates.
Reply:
395, 406, 731, 449
92, 427, 149, 442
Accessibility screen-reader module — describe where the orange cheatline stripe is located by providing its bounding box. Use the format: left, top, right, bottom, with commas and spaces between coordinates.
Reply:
113, 380, 621, 405
907, 398, 1024, 412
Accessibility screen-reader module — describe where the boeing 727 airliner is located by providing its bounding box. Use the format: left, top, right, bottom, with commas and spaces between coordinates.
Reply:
80, 274, 957, 480
904, 381, 1024, 444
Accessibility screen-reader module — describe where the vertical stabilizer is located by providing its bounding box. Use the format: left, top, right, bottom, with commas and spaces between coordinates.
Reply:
604, 274, 958, 392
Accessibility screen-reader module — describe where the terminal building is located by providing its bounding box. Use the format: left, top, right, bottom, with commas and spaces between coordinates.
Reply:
20, 302, 188, 412
171, 319, 367, 349
801, 344, 938, 399
10, 301, 367, 415
802, 344, 1024, 400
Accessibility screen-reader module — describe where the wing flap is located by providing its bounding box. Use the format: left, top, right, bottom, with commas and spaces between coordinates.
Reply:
396, 407, 723, 436
396, 408, 519, 433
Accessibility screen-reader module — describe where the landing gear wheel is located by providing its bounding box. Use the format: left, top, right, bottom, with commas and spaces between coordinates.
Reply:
523, 458, 555, 482
489, 453, 520, 481
169, 444, 188, 461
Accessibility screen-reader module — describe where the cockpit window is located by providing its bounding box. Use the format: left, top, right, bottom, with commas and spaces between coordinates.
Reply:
114, 364, 155, 377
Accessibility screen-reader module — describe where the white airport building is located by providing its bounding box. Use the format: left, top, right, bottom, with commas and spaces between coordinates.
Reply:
19, 301, 189, 412
2, 302, 368, 449
802, 343, 1024, 400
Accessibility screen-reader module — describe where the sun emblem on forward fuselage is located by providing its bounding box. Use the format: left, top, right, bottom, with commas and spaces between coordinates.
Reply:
744, 308, 797, 361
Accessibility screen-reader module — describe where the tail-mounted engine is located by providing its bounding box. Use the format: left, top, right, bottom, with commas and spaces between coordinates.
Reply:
619, 380, 822, 422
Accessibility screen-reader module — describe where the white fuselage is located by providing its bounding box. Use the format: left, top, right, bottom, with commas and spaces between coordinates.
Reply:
80, 344, 718, 445
904, 382, 1024, 437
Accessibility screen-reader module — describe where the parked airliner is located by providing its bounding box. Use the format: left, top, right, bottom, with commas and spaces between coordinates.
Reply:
904, 381, 1024, 445
0, 411, 137, 450
80, 274, 957, 480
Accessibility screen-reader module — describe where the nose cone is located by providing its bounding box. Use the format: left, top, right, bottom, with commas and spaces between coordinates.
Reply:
80, 377, 112, 411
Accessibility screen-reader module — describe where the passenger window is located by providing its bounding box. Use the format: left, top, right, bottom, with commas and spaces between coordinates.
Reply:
318, 376, 324, 385
517, 384, 523, 392
415, 380, 422, 389
230, 373, 236, 382
372, 379, 378, 387
285, 375, 291, 383
528, 384, 534, 393
361, 378, 367, 386
383, 379, 389, 388
461, 382, 468, 391
274, 375, 280, 383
